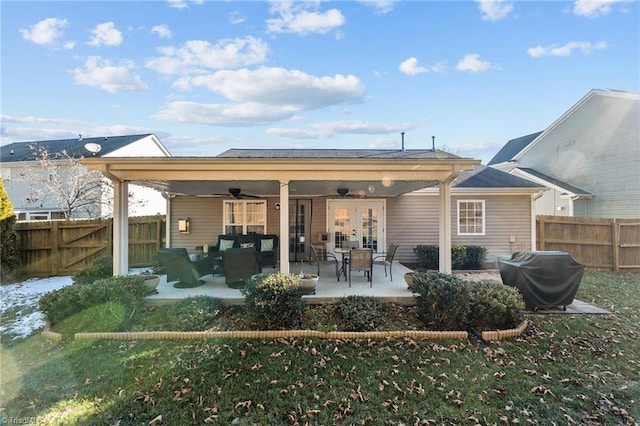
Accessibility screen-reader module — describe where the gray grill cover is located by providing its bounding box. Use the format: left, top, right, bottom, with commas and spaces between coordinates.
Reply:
498, 251, 585, 308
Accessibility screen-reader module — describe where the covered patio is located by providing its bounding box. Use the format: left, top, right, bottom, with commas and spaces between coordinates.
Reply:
144, 260, 415, 306
82, 149, 481, 277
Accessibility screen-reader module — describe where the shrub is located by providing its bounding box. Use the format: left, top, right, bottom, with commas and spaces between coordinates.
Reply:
464, 246, 487, 270
413, 273, 470, 330
72, 256, 113, 285
136, 296, 224, 331
413, 245, 487, 270
0, 178, 20, 282
241, 272, 304, 329
336, 296, 385, 332
451, 245, 466, 270
39, 275, 149, 325
413, 245, 439, 270
466, 282, 525, 331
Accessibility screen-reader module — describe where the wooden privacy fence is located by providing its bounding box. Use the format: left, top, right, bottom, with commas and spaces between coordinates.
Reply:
15, 216, 166, 277
537, 215, 640, 271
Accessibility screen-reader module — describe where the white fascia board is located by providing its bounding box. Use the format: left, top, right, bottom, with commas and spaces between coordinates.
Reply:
510, 168, 576, 196
407, 187, 543, 196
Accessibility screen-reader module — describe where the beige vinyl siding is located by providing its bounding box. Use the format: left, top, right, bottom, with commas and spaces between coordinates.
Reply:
169, 196, 223, 251
169, 196, 284, 251
387, 193, 532, 265
518, 93, 639, 218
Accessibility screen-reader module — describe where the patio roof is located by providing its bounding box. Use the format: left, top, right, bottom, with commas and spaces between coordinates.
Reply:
82, 150, 479, 198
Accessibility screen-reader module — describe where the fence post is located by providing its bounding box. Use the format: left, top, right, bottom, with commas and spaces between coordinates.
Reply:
51, 221, 60, 275
612, 219, 619, 272
538, 217, 545, 251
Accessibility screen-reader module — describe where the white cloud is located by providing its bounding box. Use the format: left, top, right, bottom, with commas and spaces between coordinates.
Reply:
153, 67, 364, 126
267, 120, 411, 140
573, 0, 630, 18
146, 37, 270, 75
399, 57, 445, 76
176, 67, 364, 110
151, 24, 172, 39
266, 2, 345, 35
153, 101, 296, 126
71, 56, 148, 93
456, 54, 493, 72
0, 115, 81, 125
167, 0, 203, 9
357, 0, 396, 15
20, 18, 68, 45
527, 41, 607, 57
399, 57, 427, 76
88, 22, 123, 47
476, 0, 513, 21
267, 127, 328, 139
229, 11, 246, 25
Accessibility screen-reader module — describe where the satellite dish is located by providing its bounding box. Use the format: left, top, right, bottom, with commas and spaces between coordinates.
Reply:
84, 142, 102, 155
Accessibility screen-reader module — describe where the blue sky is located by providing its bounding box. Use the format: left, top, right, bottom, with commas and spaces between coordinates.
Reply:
1, 0, 638, 163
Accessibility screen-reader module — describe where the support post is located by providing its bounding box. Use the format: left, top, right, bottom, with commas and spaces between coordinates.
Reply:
112, 180, 129, 276
279, 180, 290, 274
439, 180, 452, 274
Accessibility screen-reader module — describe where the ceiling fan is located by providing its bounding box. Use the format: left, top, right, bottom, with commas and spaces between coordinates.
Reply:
336, 187, 367, 198
222, 188, 260, 199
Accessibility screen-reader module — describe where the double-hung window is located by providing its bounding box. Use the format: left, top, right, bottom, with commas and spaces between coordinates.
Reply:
457, 200, 485, 235
223, 200, 266, 235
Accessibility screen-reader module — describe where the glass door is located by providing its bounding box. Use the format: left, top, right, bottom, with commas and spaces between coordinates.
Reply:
289, 199, 311, 261
328, 200, 384, 253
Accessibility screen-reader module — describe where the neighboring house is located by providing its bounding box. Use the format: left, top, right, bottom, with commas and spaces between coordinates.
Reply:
488, 89, 640, 218
82, 148, 543, 275
0, 134, 171, 220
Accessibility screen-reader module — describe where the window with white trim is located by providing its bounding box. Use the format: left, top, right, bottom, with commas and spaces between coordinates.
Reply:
223, 200, 266, 235
457, 200, 485, 235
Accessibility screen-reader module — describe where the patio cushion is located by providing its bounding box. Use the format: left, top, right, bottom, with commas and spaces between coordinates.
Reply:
260, 238, 274, 252
219, 238, 235, 251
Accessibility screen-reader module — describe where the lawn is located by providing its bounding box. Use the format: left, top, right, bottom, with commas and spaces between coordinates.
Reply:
1, 271, 638, 425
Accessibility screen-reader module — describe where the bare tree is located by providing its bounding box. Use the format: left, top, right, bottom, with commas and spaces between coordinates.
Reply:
21, 144, 147, 219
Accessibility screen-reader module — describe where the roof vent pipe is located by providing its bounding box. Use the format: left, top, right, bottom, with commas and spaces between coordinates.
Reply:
431, 136, 436, 152
401, 132, 405, 152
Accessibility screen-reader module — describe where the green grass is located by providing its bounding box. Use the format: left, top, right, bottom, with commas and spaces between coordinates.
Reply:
1, 271, 638, 425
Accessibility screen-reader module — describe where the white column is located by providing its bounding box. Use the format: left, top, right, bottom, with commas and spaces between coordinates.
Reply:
531, 193, 538, 251
112, 180, 129, 275
279, 180, 290, 274
438, 180, 452, 274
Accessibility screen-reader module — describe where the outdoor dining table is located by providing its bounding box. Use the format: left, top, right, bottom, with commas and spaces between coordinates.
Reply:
334, 247, 350, 280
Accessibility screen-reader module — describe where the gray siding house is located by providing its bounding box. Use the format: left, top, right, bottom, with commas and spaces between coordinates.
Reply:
0, 134, 171, 220
489, 89, 640, 218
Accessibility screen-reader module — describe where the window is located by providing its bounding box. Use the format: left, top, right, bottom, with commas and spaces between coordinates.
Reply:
223, 200, 266, 235
458, 200, 485, 235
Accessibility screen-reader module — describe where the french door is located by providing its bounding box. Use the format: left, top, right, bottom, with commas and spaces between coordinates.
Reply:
327, 200, 385, 253
289, 199, 311, 261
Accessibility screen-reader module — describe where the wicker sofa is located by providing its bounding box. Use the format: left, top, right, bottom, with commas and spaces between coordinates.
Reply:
209, 234, 279, 268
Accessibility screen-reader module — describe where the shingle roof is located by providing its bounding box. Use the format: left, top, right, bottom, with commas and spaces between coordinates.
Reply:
516, 168, 592, 196
0, 134, 153, 162
454, 165, 543, 189
487, 131, 542, 166
217, 148, 462, 160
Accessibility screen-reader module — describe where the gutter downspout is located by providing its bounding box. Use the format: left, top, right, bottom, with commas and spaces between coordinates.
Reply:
531, 190, 545, 251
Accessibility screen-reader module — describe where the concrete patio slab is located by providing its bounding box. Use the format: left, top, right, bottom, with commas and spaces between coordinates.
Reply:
145, 261, 415, 306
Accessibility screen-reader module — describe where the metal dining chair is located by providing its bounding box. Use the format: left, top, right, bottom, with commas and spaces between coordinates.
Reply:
348, 248, 373, 287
